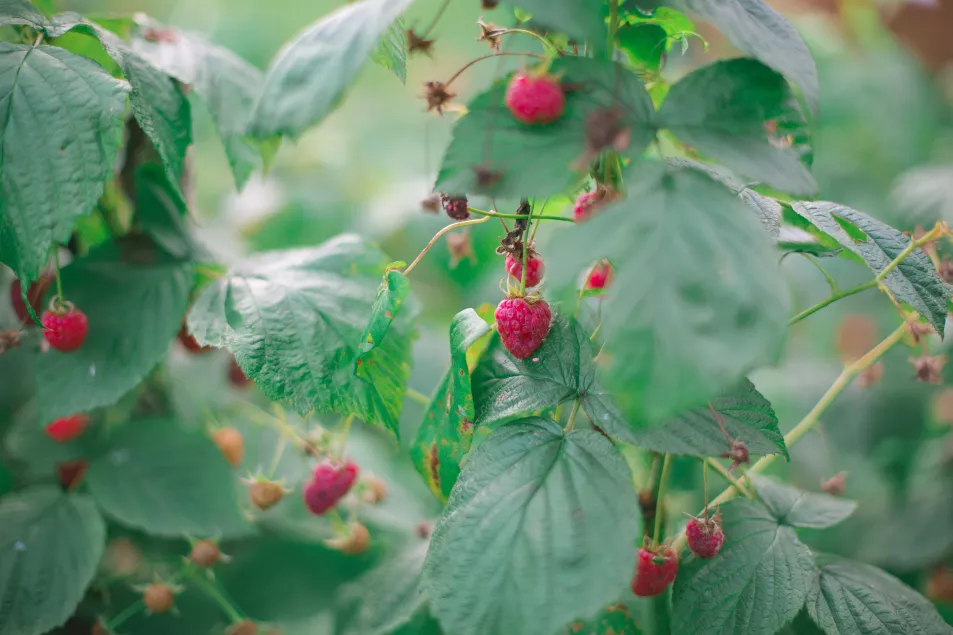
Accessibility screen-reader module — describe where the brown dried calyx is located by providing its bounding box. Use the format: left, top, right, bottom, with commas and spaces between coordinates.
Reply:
720, 440, 750, 472
421, 81, 455, 115
496, 201, 531, 257
476, 18, 503, 52
910, 353, 947, 384
406, 28, 435, 56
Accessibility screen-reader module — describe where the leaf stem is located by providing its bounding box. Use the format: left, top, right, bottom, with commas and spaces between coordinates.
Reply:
104, 600, 144, 631
444, 52, 546, 87
800, 253, 839, 293
501, 28, 561, 55
404, 215, 491, 277
789, 279, 878, 325
564, 399, 581, 433
652, 453, 672, 548
705, 457, 752, 498
467, 206, 573, 223
187, 568, 244, 623
53, 245, 63, 305
421, 0, 451, 37
405, 387, 432, 406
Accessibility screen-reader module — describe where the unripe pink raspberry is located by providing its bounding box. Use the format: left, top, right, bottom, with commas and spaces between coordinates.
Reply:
504, 71, 565, 125
685, 515, 724, 559
505, 252, 544, 288
573, 191, 601, 223
495, 296, 552, 359
303, 460, 359, 515
586, 260, 613, 290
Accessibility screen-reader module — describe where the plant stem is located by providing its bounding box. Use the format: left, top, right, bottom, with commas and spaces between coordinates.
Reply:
671, 321, 908, 551
652, 453, 672, 548
564, 399, 581, 433
467, 206, 573, 223
444, 52, 546, 87
53, 245, 63, 304
800, 253, 839, 293
188, 569, 243, 623
502, 28, 561, 55
403, 215, 491, 277
104, 600, 144, 630
705, 458, 752, 498
421, 0, 450, 36
789, 279, 878, 325
405, 387, 432, 406
607, 0, 620, 59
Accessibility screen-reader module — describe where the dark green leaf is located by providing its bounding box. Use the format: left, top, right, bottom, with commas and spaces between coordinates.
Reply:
806, 554, 953, 635
356, 268, 411, 371
135, 165, 204, 261
792, 201, 948, 336
248, 0, 413, 140
423, 418, 640, 635
0, 43, 127, 284
0, 0, 47, 30
34, 247, 192, 423
668, 0, 818, 110
86, 418, 253, 537
751, 476, 857, 529
435, 57, 655, 198
558, 604, 644, 635
371, 19, 407, 84
412, 309, 491, 501
619, 379, 786, 458
509, 0, 607, 53
617, 24, 667, 72
131, 16, 265, 189
0, 487, 106, 635
547, 161, 789, 423
672, 498, 818, 635
187, 235, 415, 437
659, 58, 814, 195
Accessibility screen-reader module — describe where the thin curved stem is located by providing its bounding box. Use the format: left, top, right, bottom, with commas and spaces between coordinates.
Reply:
405, 387, 432, 406
187, 569, 244, 623
445, 52, 546, 87
104, 600, 144, 631
788, 279, 878, 325
467, 206, 573, 223
800, 253, 839, 293
421, 0, 450, 37
403, 215, 491, 277
501, 28, 561, 55
705, 458, 752, 498
53, 245, 63, 304
652, 453, 672, 548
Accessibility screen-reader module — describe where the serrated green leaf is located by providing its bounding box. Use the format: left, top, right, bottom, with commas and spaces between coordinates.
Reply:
356, 268, 411, 371
34, 247, 192, 423
423, 417, 640, 635
187, 235, 414, 437
0, 486, 106, 635
248, 0, 413, 140
751, 476, 857, 529
668, 0, 818, 110
371, 18, 407, 84
135, 164, 204, 261
0, 0, 47, 30
792, 201, 948, 336
659, 58, 814, 195
547, 161, 789, 423
617, 379, 786, 458
617, 24, 667, 72
558, 604, 644, 635
672, 498, 818, 635
412, 309, 491, 501
806, 554, 953, 635
131, 17, 264, 189
86, 418, 253, 538
509, 0, 607, 53
435, 57, 655, 199
0, 43, 127, 284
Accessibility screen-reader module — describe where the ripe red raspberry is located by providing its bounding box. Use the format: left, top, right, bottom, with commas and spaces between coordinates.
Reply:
505, 252, 544, 288
303, 460, 359, 515
178, 322, 209, 354
45, 413, 88, 443
586, 260, 613, 290
495, 296, 552, 359
440, 194, 469, 220
685, 515, 724, 559
228, 358, 253, 388
212, 427, 245, 467
505, 71, 565, 125
41, 305, 88, 352
631, 546, 678, 597
573, 191, 601, 223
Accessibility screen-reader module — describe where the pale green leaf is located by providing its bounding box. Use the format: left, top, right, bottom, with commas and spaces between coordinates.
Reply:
0, 0, 46, 30
356, 268, 411, 369
509, 0, 607, 53
423, 418, 640, 635
751, 476, 857, 529
371, 19, 407, 84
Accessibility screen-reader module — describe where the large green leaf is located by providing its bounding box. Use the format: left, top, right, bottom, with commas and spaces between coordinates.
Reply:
187, 234, 415, 437
471, 312, 632, 436
412, 309, 491, 501
356, 268, 411, 370
0, 487, 106, 635
751, 476, 857, 529
547, 161, 789, 423
135, 164, 204, 261
806, 554, 953, 635
672, 498, 818, 635
131, 16, 264, 189
792, 201, 948, 336
435, 57, 655, 199
619, 379, 787, 458
34, 246, 192, 423
85, 418, 253, 538
423, 418, 640, 635
248, 0, 413, 140
558, 604, 644, 635
0, 0, 47, 30
659, 58, 814, 195
0, 42, 127, 284
371, 19, 406, 84
510, 0, 607, 54
668, 0, 818, 110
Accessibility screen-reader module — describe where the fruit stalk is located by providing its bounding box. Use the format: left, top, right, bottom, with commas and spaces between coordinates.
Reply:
403, 216, 491, 277
652, 453, 672, 548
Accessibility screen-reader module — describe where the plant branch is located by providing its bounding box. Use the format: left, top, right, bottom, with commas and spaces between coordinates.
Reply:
405, 387, 432, 406
104, 600, 144, 631
652, 453, 672, 547
789, 279, 878, 325
444, 52, 546, 87
564, 399, 582, 433
467, 206, 573, 223
421, 0, 450, 37
403, 215, 491, 277
187, 568, 244, 623
705, 458, 752, 498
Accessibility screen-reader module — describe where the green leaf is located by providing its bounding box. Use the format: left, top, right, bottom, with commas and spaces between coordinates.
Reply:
659, 58, 814, 195
668, 0, 818, 110
435, 57, 655, 199
891, 163, 953, 225
34, 246, 192, 424
423, 417, 640, 635
619, 379, 786, 458
547, 161, 789, 423
509, 0, 607, 53
0, 486, 106, 635
371, 19, 407, 84
751, 476, 857, 529
0, 0, 47, 30
187, 235, 415, 437
356, 268, 411, 370
412, 309, 491, 501
792, 201, 948, 336
672, 498, 818, 635
471, 312, 630, 436
248, 0, 413, 140
806, 554, 953, 635
131, 17, 264, 189
0, 43, 127, 284
558, 604, 644, 635
86, 418, 253, 538
617, 24, 667, 72
135, 164, 204, 261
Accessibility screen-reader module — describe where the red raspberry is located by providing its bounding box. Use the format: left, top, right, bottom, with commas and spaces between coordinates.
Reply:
586, 260, 613, 290
45, 413, 88, 443
504, 71, 565, 125
178, 323, 210, 354
631, 546, 678, 597
42, 305, 88, 352
10, 275, 51, 323
56, 459, 88, 490
303, 460, 359, 515
505, 252, 544, 288
573, 191, 601, 223
440, 194, 469, 220
495, 296, 552, 359
228, 358, 253, 388
685, 515, 724, 559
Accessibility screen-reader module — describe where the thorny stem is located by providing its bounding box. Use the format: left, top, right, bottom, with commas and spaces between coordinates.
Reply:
652, 453, 672, 548
403, 215, 491, 277
444, 52, 546, 87
519, 204, 531, 294
266, 435, 287, 479
671, 321, 909, 552
467, 206, 573, 223
564, 399, 582, 433
336, 414, 355, 457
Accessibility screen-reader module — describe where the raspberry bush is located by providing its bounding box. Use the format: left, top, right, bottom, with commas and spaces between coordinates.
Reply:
1, 0, 953, 634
